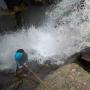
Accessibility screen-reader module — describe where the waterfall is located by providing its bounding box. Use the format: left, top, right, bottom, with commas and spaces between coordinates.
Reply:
0, 0, 90, 70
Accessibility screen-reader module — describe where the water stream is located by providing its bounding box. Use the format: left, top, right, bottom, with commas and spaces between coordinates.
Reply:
0, 0, 90, 70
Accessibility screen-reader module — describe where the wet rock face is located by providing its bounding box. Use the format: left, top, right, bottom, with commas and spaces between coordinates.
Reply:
4, 0, 22, 10
4, 0, 55, 9
36, 63, 90, 90
32, 0, 55, 4
0, 0, 54, 34
80, 47, 90, 62
30, 0, 57, 6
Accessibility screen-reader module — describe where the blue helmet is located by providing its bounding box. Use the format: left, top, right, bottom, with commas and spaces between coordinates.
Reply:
15, 52, 23, 61
15, 49, 24, 63
15, 49, 28, 66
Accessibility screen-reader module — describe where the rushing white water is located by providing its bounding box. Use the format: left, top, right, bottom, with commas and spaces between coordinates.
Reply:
0, 0, 90, 70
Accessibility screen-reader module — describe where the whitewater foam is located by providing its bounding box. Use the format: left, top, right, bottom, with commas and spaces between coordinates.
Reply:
0, 0, 90, 70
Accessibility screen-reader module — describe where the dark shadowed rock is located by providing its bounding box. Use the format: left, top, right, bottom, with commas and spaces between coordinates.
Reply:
0, 62, 58, 90
79, 47, 90, 62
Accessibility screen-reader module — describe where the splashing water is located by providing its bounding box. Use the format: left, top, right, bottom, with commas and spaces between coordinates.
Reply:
0, 0, 90, 70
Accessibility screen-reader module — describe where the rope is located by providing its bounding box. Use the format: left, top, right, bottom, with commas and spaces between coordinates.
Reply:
23, 64, 52, 90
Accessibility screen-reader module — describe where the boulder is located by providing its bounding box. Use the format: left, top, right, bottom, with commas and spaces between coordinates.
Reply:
80, 47, 90, 62
36, 63, 90, 90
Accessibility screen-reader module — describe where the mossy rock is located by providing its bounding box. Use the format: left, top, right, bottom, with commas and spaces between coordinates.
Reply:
36, 63, 90, 90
